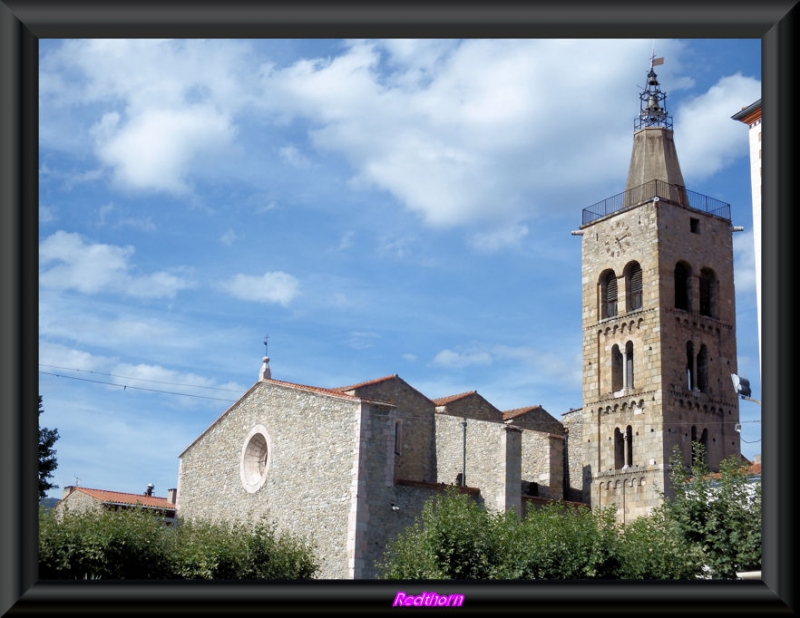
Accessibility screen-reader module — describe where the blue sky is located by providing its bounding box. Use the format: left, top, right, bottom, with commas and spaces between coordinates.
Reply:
38, 38, 762, 500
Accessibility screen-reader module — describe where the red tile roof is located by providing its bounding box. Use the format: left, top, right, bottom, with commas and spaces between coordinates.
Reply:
432, 391, 478, 406
334, 374, 399, 392
263, 378, 363, 400
502, 405, 543, 420
61, 487, 175, 510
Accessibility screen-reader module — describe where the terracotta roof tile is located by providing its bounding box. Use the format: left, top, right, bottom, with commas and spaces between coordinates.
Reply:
263, 378, 363, 400
502, 405, 543, 420
333, 375, 399, 392
432, 391, 477, 406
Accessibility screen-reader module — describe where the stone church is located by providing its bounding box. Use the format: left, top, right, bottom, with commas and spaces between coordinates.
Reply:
176, 61, 744, 577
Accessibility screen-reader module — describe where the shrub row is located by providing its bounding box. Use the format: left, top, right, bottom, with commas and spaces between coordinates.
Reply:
38, 506, 318, 580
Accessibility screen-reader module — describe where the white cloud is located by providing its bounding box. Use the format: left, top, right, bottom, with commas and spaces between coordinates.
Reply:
347, 331, 379, 350
40, 204, 57, 223
733, 228, 757, 293
261, 39, 662, 230
279, 145, 310, 168
92, 106, 236, 194
432, 348, 493, 369
674, 73, 761, 181
39, 231, 194, 298
469, 223, 529, 253
220, 229, 238, 246
219, 271, 300, 305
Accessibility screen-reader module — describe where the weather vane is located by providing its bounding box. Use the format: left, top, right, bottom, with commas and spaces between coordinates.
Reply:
263, 334, 269, 357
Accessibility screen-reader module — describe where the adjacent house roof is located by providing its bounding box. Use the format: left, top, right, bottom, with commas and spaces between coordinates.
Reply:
58, 486, 175, 511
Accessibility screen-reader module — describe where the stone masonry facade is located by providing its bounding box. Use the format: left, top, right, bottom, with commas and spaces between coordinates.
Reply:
177, 371, 569, 579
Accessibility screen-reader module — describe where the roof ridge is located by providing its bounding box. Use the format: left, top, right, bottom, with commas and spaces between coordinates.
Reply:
333, 374, 399, 391
432, 390, 478, 405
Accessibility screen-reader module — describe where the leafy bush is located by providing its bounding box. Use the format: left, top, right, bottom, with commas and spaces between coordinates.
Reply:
39, 506, 318, 580
378, 489, 624, 580
164, 517, 318, 580
614, 509, 704, 579
38, 505, 170, 579
661, 444, 761, 578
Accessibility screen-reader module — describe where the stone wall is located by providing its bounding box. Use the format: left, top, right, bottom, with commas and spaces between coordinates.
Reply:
177, 381, 366, 579
53, 490, 102, 519
341, 376, 437, 483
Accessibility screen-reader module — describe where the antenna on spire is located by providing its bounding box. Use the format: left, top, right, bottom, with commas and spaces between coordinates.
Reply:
649, 41, 664, 69
263, 334, 269, 356
635, 51, 670, 131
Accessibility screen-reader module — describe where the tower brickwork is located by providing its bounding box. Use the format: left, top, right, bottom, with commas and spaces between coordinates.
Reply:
577, 61, 742, 522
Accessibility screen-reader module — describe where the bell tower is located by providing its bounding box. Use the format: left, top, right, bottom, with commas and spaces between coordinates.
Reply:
576, 58, 742, 523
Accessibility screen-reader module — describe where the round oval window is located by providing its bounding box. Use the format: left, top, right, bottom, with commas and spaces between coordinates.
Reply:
240, 425, 270, 493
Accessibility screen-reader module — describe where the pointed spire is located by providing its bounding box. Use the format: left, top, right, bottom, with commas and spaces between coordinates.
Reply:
625, 56, 686, 194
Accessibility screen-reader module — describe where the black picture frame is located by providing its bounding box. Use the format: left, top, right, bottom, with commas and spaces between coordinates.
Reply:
2, 1, 795, 614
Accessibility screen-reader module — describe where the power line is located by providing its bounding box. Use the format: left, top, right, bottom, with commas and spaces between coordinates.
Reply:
39, 363, 243, 393
38, 371, 238, 403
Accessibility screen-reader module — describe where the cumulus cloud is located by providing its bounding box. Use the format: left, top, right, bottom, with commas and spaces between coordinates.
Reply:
39, 230, 194, 298
41, 39, 252, 196
219, 271, 300, 305
91, 106, 236, 194
674, 73, 762, 181
39, 38, 760, 248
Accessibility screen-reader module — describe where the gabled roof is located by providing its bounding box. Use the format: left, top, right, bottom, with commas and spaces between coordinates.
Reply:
432, 391, 477, 406
502, 405, 543, 420
264, 377, 365, 400
59, 487, 175, 511
180, 377, 390, 457
334, 374, 399, 392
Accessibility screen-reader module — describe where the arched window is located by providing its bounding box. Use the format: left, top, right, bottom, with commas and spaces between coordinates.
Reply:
686, 341, 695, 390
699, 267, 717, 317
614, 427, 625, 469
611, 344, 623, 393
600, 270, 618, 318
614, 426, 633, 469
697, 344, 709, 393
625, 341, 635, 390
625, 262, 643, 312
626, 425, 633, 467
674, 261, 692, 311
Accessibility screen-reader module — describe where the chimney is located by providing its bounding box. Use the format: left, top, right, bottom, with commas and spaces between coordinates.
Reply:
167, 488, 177, 504
145, 483, 154, 497
61, 486, 74, 499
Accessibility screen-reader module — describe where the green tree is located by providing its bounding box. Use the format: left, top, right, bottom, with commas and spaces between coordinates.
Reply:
38, 395, 60, 500
661, 443, 761, 578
